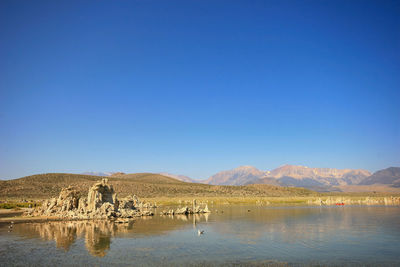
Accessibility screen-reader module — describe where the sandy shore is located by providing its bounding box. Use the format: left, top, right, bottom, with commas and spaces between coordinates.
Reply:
0, 215, 98, 224
0, 209, 26, 214
0, 209, 64, 224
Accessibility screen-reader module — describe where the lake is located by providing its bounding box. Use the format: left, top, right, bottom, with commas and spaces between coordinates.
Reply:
1, 205, 399, 266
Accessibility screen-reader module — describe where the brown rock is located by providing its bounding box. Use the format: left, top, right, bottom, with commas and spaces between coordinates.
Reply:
30, 179, 154, 219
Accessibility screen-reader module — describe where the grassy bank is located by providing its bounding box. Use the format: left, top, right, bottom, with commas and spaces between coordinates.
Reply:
143, 195, 400, 207
1, 173, 400, 209
143, 196, 310, 206
0, 202, 36, 209
0, 195, 399, 213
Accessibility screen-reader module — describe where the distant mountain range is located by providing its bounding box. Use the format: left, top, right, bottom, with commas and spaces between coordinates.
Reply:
203, 166, 265, 186
163, 165, 400, 192
83, 165, 400, 192
359, 167, 400, 187
158, 173, 198, 183
203, 165, 371, 188
82, 172, 116, 177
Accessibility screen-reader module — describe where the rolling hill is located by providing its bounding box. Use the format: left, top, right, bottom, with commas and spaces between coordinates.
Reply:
0, 173, 316, 199
81, 171, 201, 183
158, 172, 198, 183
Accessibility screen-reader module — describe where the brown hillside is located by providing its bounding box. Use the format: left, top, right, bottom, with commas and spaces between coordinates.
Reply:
0, 173, 316, 199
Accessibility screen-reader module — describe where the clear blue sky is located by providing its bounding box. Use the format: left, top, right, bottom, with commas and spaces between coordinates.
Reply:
0, 0, 399, 180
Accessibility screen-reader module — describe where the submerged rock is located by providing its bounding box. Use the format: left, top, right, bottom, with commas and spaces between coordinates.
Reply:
29, 179, 154, 219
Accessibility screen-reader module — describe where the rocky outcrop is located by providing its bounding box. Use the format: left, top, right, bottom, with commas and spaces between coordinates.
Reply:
29, 179, 154, 219
160, 199, 211, 215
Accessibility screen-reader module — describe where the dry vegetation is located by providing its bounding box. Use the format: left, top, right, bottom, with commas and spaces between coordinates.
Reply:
0, 173, 315, 200
1, 173, 399, 207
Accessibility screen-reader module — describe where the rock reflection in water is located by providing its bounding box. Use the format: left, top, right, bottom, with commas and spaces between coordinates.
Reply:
18, 221, 133, 257
83, 222, 114, 257
13, 213, 211, 257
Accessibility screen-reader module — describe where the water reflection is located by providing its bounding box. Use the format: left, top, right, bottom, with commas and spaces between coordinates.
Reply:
210, 206, 400, 244
4, 206, 400, 265
11, 213, 211, 257
14, 221, 124, 256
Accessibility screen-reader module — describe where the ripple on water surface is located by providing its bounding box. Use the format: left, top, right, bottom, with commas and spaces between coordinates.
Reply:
1, 206, 400, 266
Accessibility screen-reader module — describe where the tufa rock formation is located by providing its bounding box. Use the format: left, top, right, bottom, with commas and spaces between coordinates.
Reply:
29, 179, 154, 219
307, 196, 400, 206
160, 199, 211, 215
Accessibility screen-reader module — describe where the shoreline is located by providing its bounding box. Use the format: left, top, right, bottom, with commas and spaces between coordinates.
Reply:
0, 214, 140, 224
142, 195, 400, 206
2, 195, 400, 210
1, 202, 400, 224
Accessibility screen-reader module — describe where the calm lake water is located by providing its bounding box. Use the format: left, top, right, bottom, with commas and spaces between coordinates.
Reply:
1, 205, 400, 266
